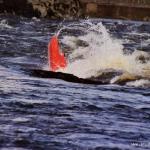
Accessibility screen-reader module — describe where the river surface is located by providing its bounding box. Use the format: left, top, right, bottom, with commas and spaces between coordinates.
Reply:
0, 15, 150, 150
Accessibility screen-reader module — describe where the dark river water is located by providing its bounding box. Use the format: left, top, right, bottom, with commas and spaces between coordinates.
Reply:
0, 15, 150, 150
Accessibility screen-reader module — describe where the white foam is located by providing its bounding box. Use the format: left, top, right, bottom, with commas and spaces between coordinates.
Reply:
60, 21, 150, 79
0, 19, 13, 29
12, 117, 30, 123
126, 79, 150, 87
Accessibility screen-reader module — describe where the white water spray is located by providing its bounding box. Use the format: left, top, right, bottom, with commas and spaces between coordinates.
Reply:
60, 21, 150, 79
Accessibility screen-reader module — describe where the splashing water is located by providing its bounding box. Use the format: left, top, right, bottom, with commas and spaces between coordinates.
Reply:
59, 21, 150, 79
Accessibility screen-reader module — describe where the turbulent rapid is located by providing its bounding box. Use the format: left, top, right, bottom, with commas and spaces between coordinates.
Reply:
0, 15, 150, 150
